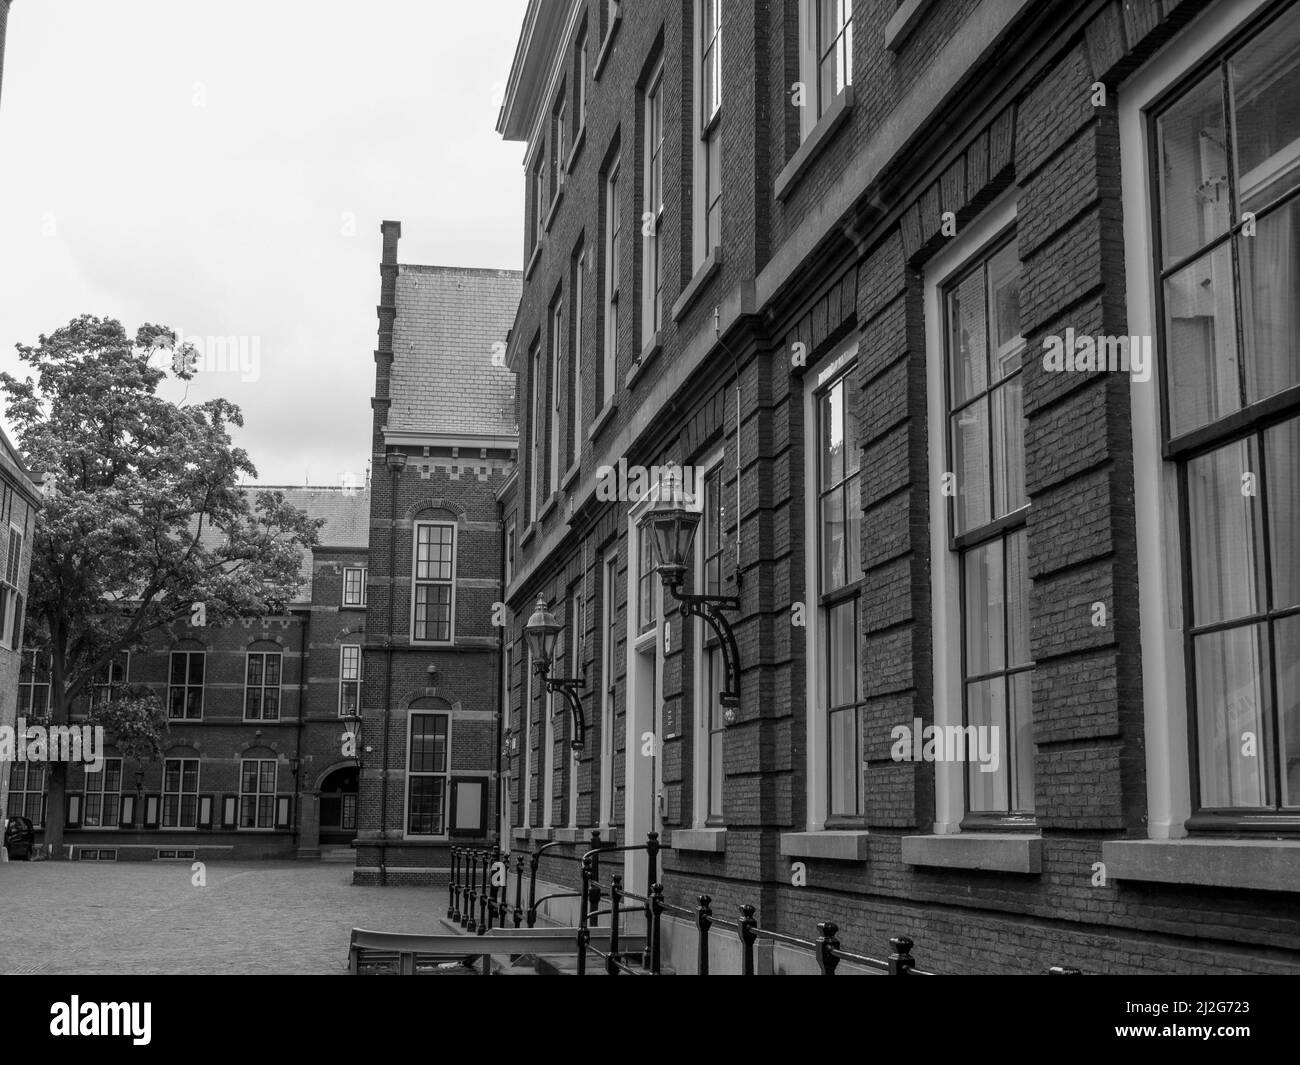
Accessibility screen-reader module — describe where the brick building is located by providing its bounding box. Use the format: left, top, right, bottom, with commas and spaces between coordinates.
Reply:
0, 433, 41, 835
14, 486, 368, 861
352, 221, 521, 884
496, 0, 1300, 973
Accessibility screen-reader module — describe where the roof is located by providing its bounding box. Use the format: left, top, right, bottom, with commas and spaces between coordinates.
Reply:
388, 264, 522, 441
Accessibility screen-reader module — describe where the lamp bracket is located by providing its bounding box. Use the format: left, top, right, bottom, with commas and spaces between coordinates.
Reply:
539, 668, 588, 752
668, 588, 742, 706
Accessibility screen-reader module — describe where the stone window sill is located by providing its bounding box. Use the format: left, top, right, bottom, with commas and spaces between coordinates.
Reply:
1101, 838, 1300, 894
671, 249, 722, 323
669, 828, 726, 853
519, 522, 537, 547
625, 332, 661, 387
529, 827, 554, 842
779, 830, 869, 862
902, 833, 1043, 874
587, 400, 617, 441
560, 461, 581, 492
511, 826, 531, 843
776, 86, 854, 202
552, 828, 581, 843
544, 184, 565, 233
525, 242, 543, 281
537, 493, 559, 523
885, 0, 938, 51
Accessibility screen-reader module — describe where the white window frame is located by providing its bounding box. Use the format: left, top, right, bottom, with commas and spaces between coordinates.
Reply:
1121, 0, 1277, 840
342, 566, 367, 607
599, 552, 618, 827
238, 758, 277, 831
410, 521, 457, 647
530, 148, 547, 253
339, 644, 362, 718
693, 0, 723, 270
243, 650, 283, 722
553, 92, 568, 197
1, 521, 23, 649
167, 650, 206, 722
576, 24, 588, 130
523, 646, 534, 829
603, 156, 622, 405
924, 186, 1022, 835
10, 762, 46, 825
90, 651, 130, 714
642, 59, 665, 348
404, 711, 451, 839
802, 337, 860, 832
82, 756, 123, 830
692, 449, 725, 828
798, 0, 854, 140
18, 649, 50, 718
572, 247, 586, 466
530, 338, 544, 520
162, 757, 200, 829
550, 295, 564, 496
505, 520, 516, 585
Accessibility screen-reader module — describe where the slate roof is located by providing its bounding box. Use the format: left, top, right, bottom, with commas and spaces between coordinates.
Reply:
388, 265, 522, 439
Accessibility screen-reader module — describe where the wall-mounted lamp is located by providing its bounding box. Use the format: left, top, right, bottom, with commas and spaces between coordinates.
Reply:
524, 596, 588, 751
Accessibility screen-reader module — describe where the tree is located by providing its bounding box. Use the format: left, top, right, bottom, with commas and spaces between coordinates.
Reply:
1, 316, 321, 854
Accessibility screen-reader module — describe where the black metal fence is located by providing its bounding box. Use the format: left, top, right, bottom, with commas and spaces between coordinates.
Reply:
445, 831, 1022, 975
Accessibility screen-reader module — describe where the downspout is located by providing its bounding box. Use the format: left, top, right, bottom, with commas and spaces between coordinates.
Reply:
381, 452, 407, 884
494, 498, 506, 854
293, 603, 307, 850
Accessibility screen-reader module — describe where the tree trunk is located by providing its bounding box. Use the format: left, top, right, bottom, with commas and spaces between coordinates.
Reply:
43, 620, 70, 859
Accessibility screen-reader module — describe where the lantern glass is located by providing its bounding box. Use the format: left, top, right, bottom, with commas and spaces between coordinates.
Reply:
524, 597, 561, 668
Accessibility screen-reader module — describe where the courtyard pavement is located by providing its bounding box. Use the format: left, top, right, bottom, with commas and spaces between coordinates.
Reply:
0, 860, 448, 975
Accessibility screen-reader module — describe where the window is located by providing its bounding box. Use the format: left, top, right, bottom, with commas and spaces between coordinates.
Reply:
167, 651, 205, 721
943, 236, 1033, 820
550, 293, 564, 495
163, 758, 199, 828
816, 0, 853, 118
603, 155, 622, 404
505, 520, 516, 585
568, 586, 584, 828
90, 652, 129, 713
18, 649, 50, 718
571, 245, 586, 466
82, 758, 122, 829
600, 552, 618, 825
342, 567, 366, 607
339, 645, 361, 717
553, 93, 568, 195
531, 151, 546, 252
243, 652, 282, 721
0, 524, 23, 649
638, 522, 657, 633
239, 759, 277, 829
530, 337, 544, 519
815, 366, 865, 819
576, 24, 588, 131
699, 464, 727, 824
643, 61, 665, 346
1149, 3, 1300, 824
412, 522, 456, 644
9, 763, 45, 824
407, 713, 449, 835
697, 0, 723, 264
522, 646, 534, 828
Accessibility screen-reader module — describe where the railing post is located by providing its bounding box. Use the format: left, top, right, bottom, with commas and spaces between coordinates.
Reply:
649, 882, 664, 975
448, 847, 458, 920
888, 935, 916, 976
696, 894, 713, 976
816, 922, 841, 976
513, 854, 525, 929
576, 855, 592, 977
607, 873, 623, 976
478, 848, 489, 934
464, 851, 478, 933
643, 831, 660, 970
483, 851, 498, 932
527, 849, 541, 928
588, 829, 602, 929
738, 904, 757, 976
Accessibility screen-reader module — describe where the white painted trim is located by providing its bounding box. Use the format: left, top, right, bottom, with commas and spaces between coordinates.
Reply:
802, 336, 860, 832
409, 520, 458, 648
923, 187, 1018, 833
401, 707, 453, 842
1119, 0, 1273, 840
523, 647, 534, 830
642, 57, 666, 351
692, 447, 726, 829
797, 0, 818, 141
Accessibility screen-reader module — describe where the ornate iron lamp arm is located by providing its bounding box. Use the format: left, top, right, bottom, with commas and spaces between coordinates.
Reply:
671, 590, 742, 706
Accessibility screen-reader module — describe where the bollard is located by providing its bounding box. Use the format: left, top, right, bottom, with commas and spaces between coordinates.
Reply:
888, 935, 916, 975
816, 922, 841, 976
696, 895, 713, 976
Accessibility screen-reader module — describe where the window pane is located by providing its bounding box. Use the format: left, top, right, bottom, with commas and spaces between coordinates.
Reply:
1265, 417, 1300, 609
826, 599, 856, 708
1194, 623, 1271, 808
821, 382, 844, 486
828, 706, 858, 817
1239, 200, 1300, 405
844, 475, 862, 585
189, 654, 204, 683
1157, 69, 1230, 266
820, 487, 845, 591
259, 762, 276, 794
1277, 614, 1300, 807
1163, 244, 1240, 437
988, 242, 1023, 380
1009, 669, 1034, 814
843, 372, 861, 474
990, 377, 1025, 517
1006, 530, 1031, 668
964, 538, 1006, 677
709, 728, 724, 819
171, 654, 187, 685
948, 269, 988, 405
265, 655, 281, 686
951, 398, 990, 533
1186, 438, 1265, 626
966, 678, 1009, 813
247, 655, 263, 686
1228, 5, 1300, 215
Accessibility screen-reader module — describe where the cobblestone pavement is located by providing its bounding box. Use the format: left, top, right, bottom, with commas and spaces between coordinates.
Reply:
0, 860, 448, 975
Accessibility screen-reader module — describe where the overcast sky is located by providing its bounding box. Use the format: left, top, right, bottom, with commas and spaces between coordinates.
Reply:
0, 0, 527, 487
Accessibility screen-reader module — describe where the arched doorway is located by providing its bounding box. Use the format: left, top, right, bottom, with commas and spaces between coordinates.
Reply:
318, 765, 358, 845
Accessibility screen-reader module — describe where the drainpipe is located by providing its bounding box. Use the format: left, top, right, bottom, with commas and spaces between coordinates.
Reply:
494, 498, 506, 854
293, 604, 308, 851
381, 451, 407, 884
